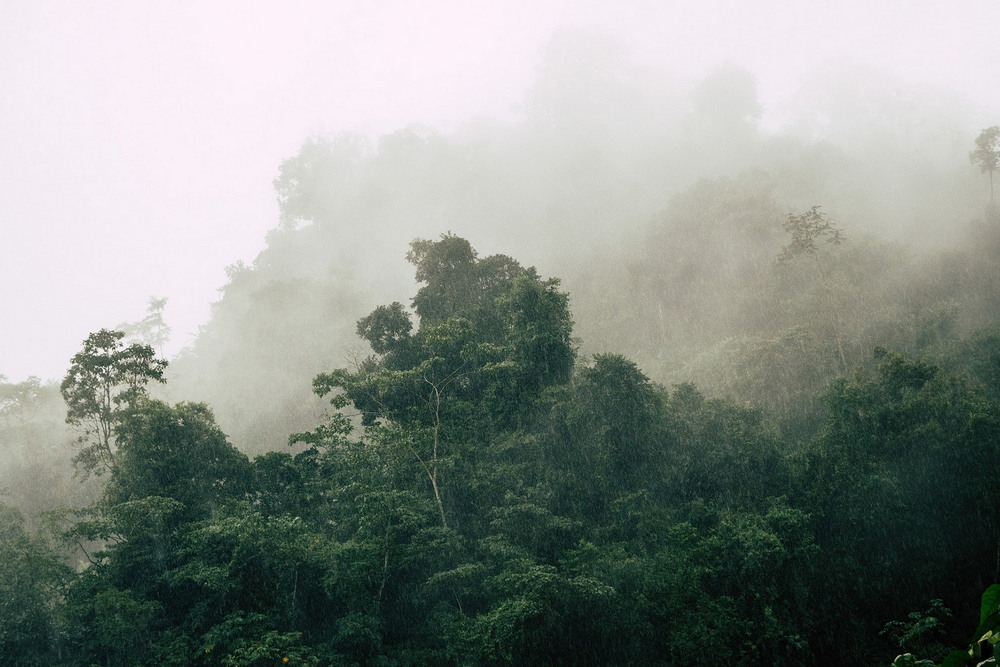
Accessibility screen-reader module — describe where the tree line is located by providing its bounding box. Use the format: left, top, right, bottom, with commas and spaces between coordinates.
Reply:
3, 231, 1000, 666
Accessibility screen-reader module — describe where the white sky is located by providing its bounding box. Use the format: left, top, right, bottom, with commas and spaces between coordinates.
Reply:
2, 0, 999, 383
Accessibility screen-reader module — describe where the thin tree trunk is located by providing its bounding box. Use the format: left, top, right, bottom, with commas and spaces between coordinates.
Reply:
428, 382, 447, 528
408, 377, 447, 528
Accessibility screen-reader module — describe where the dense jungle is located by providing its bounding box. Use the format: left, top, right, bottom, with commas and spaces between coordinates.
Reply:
3, 50, 1000, 666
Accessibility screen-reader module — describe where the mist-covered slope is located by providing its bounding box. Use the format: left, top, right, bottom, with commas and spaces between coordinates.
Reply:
13, 230, 1000, 666
165, 42, 998, 452
9, 26, 1000, 667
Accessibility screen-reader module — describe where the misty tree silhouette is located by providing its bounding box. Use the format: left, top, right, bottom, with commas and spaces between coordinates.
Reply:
971, 126, 1000, 205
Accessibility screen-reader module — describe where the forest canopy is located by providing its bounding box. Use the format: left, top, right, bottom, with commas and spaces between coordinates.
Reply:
3, 51, 1000, 665
4, 223, 1000, 665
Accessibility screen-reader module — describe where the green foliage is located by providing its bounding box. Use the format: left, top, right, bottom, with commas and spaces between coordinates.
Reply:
51, 398, 253, 664
806, 349, 1000, 664
61, 328, 168, 476
26, 227, 1000, 666
0, 503, 69, 665
459, 560, 621, 665
494, 274, 575, 395
171, 506, 332, 625
891, 654, 937, 667
308, 235, 575, 532
881, 599, 953, 664
355, 301, 412, 357
107, 400, 251, 520
543, 354, 668, 515
200, 612, 319, 666
971, 126, 1000, 202
0, 375, 44, 427
117, 296, 171, 353
407, 234, 483, 325
778, 206, 844, 264
331, 234, 573, 425
65, 582, 163, 666
971, 127, 1000, 174
940, 323, 1000, 402
663, 382, 791, 511
892, 585, 1000, 667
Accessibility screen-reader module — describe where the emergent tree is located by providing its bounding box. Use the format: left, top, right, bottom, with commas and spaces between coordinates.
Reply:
308, 234, 575, 526
60, 329, 168, 476
971, 126, 1000, 204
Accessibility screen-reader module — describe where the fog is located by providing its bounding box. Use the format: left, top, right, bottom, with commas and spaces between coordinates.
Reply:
7, 5, 1000, 662
2, 0, 1000, 488
2, 0, 999, 385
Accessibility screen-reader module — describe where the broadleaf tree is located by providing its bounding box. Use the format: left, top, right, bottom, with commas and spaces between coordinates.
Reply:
307, 234, 575, 528
971, 126, 1000, 204
60, 329, 168, 476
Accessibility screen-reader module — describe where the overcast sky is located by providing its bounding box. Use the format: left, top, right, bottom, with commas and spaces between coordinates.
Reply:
2, 0, 999, 383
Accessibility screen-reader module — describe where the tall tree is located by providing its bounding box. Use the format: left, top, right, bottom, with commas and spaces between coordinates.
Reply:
318, 233, 573, 430
308, 234, 574, 527
777, 206, 848, 370
0, 376, 43, 428
116, 296, 170, 355
971, 126, 1000, 204
777, 205, 844, 268
60, 329, 168, 476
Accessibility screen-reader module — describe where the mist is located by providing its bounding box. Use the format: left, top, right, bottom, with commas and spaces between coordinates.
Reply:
142, 27, 994, 451
3, 0, 998, 540
4, 2, 1000, 665
3, 1, 999, 383
4, 0, 999, 545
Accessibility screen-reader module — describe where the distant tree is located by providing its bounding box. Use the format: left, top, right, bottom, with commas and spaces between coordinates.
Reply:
272, 134, 366, 229
0, 376, 43, 428
970, 126, 1000, 204
116, 296, 170, 355
778, 206, 848, 370
778, 206, 844, 267
693, 62, 763, 127
687, 63, 763, 168
0, 503, 68, 665
60, 329, 167, 476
